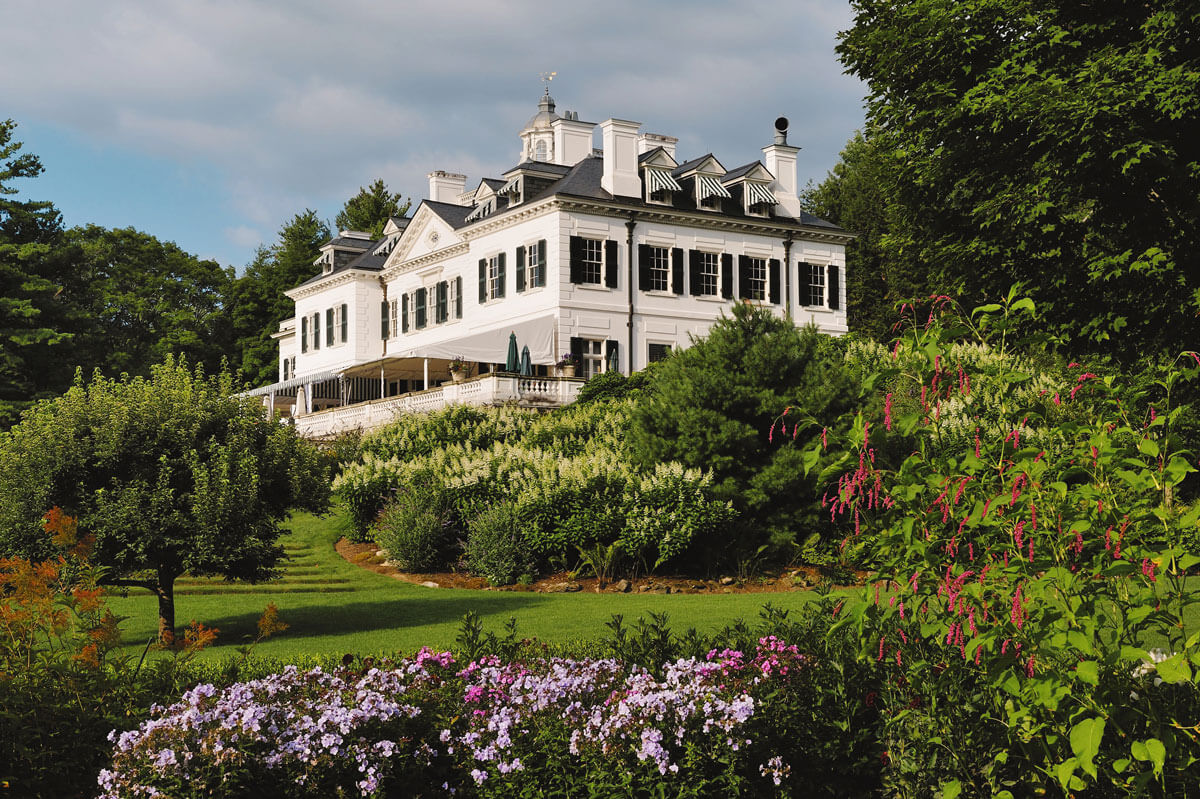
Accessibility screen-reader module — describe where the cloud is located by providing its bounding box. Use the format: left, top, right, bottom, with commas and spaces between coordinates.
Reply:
1, 0, 865, 263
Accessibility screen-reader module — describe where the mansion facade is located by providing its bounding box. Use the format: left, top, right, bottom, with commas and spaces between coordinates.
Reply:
248, 91, 852, 437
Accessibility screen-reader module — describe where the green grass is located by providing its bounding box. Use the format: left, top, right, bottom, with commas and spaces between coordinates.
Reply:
107, 509, 822, 661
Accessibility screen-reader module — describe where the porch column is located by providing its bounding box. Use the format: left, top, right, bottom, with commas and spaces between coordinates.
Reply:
268, 391, 275, 418
423, 358, 429, 390
380, 364, 385, 399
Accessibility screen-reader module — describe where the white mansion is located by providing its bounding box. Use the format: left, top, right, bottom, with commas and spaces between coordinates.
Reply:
248, 91, 851, 437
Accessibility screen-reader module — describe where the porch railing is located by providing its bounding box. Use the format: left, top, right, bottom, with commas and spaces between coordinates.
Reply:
291, 373, 584, 438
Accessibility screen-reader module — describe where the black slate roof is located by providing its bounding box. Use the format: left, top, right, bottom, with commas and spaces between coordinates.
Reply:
720, 161, 766, 182
672, 154, 716, 176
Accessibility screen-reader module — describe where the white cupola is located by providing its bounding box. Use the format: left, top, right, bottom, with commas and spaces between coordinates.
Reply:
519, 89, 560, 164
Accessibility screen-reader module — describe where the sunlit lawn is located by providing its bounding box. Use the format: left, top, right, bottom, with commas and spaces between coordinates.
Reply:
107, 508, 823, 661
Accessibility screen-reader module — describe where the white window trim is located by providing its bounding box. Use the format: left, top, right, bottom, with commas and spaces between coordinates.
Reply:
488, 255, 503, 301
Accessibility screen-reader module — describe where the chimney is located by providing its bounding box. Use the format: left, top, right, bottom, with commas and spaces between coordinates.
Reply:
637, 132, 678, 161
551, 115, 596, 167
427, 171, 468, 204
761, 117, 803, 216
600, 118, 642, 197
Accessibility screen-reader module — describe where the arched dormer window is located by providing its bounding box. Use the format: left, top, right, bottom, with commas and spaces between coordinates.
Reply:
534, 140, 549, 162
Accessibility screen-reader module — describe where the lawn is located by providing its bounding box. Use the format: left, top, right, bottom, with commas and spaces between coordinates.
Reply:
106, 508, 823, 661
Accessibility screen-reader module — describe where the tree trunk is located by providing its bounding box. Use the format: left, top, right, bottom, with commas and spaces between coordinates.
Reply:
155, 568, 177, 644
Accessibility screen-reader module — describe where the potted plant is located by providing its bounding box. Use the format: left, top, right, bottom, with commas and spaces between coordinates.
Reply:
448, 356, 468, 382
555, 353, 578, 377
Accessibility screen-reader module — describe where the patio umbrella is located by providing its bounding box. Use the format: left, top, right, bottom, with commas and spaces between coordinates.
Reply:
505, 331, 519, 372
520, 345, 533, 376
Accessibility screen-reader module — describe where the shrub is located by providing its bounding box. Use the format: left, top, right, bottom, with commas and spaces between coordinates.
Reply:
467, 503, 534, 585
619, 463, 738, 572
373, 485, 454, 573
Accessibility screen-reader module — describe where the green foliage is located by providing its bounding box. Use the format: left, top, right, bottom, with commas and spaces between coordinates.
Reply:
574, 362, 659, 405
619, 463, 737, 573
0, 357, 329, 639
373, 485, 454, 573
802, 293, 1200, 793
466, 502, 535, 586
837, 0, 1200, 361
629, 303, 865, 555
228, 211, 329, 386
334, 178, 410, 238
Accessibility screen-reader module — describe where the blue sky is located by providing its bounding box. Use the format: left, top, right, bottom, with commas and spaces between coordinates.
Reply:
1, 0, 866, 271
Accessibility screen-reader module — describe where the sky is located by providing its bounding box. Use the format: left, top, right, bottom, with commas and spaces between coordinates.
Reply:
1, 0, 867, 272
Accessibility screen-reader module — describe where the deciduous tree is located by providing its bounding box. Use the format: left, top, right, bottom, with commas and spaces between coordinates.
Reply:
0, 358, 330, 641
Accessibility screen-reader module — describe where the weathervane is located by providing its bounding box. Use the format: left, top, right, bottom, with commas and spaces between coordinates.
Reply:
539, 71, 556, 95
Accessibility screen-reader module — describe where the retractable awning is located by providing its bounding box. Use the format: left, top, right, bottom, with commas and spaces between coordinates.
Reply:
390, 313, 557, 365
241, 369, 342, 397
644, 166, 683, 194
695, 173, 732, 200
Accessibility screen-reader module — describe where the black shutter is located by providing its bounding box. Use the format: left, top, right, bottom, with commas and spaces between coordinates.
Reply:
798, 262, 811, 307
737, 255, 750, 299
415, 288, 426, 329
325, 308, 334, 346
478, 258, 487, 303
497, 252, 507, 298
569, 236, 583, 284
605, 340, 619, 374
402, 293, 409, 332
768, 259, 780, 305
537, 239, 547, 287
437, 281, 448, 323
637, 243, 650, 291
313, 313, 320, 350
671, 248, 684, 295
302, 315, 308, 352
827, 264, 840, 310
570, 336, 584, 366
605, 240, 618, 288
341, 303, 348, 342
689, 250, 701, 296
516, 246, 526, 292
721, 254, 734, 299
379, 301, 387, 340
455, 276, 463, 318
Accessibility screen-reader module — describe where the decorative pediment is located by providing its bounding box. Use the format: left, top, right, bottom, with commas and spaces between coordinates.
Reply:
638, 146, 678, 170
385, 203, 462, 268
721, 161, 775, 185
673, 154, 727, 179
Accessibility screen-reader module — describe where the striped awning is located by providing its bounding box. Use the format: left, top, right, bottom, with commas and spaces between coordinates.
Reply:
241, 369, 343, 397
464, 199, 495, 222
745, 181, 776, 206
695, 173, 732, 200
644, 166, 683, 194
498, 176, 521, 196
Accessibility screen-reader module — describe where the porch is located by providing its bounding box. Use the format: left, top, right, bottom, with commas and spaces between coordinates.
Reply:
282, 371, 583, 439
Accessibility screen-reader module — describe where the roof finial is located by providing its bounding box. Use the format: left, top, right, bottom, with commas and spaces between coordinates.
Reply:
539, 71, 556, 96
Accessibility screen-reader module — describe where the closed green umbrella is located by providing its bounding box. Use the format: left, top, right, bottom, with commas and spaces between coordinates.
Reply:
505, 332, 519, 372
520, 345, 533, 376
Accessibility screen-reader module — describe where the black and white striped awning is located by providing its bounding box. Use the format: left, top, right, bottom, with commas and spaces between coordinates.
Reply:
745, 181, 776, 206
644, 166, 683, 194
465, 199, 496, 222
498, 176, 521, 196
695, 173, 732, 200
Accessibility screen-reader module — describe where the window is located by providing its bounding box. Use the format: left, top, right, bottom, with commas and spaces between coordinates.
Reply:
582, 338, 605, 379
646, 247, 669, 292
326, 308, 334, 347
580, 239, 602, 284
522, 241, 546, 289
310, 312, 321, 350
488, 256, 503, 300
392, 298, 401, 336
340, 303, 348, 343
282, 357, 290, 381
693, 251, 719, 296
534, 140, 548, 162
648, 343, 672, 363
806, 263, 826, 307
745, 257, 767, 301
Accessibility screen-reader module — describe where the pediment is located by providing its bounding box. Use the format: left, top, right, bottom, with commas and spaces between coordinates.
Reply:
675, 154, 726, 179
723, 161, 775, 184
385, 204, 462, 267
638, 147, 678, 170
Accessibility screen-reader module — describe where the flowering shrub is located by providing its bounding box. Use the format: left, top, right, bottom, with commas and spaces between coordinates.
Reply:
100, 639, 819, 797
792, 292, 1200, 794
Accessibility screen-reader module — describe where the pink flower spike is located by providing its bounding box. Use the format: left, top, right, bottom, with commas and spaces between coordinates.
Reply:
884, 393, 894, 431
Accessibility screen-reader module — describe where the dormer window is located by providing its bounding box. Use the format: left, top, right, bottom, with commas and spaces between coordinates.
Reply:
534, 140, 549, 162
743, 181, 776, 217
695, 174, 731, 211
499, 175, 522, 206
643, 166, 681, 206
465, 197, 496, 223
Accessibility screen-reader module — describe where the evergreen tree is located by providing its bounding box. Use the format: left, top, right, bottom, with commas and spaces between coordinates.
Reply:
335, 179, 410, 237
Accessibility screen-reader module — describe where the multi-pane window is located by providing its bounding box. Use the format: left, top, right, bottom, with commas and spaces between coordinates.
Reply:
526, 243, 544, 288
310, 312, 321, 350
697, 252, 719, 296
647, 247, 669, 292
580, 239, 603, 284
582, 339, 605, 379
448, 279, 459, 318
648, 343, 672, 363
746, 257, 767, 301
807, 263, 827, 307
390, 299, 400, 337
488, 255, 503, 300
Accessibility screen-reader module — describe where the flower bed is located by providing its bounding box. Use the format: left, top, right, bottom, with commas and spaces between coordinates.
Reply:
100, 639, 816, 797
